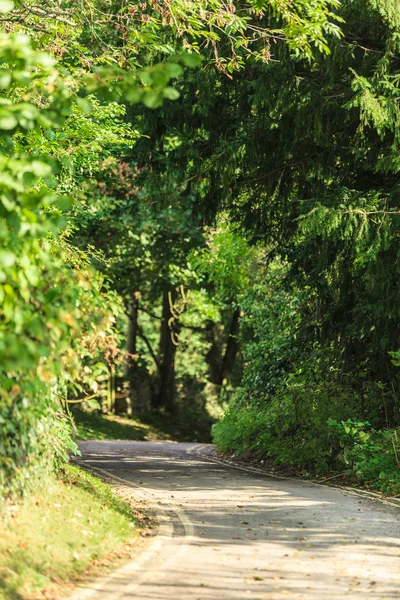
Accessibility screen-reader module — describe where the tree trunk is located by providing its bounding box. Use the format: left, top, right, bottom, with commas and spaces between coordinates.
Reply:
205, 322, 225, 384
154, 288, 177, 412
218, 307, 241, 385
124, 295, 139, 382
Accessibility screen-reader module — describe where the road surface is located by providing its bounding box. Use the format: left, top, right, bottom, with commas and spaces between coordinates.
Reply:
69, 441, 400, 599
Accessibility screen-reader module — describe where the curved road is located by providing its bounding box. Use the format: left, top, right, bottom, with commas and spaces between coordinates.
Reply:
70, 441, 400, 599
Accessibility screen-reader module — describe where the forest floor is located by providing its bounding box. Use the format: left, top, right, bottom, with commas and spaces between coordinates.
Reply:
0, 465, 151, 600
72, 407, 179, 442
70, 440, 400, 599
71, 406, 212, 443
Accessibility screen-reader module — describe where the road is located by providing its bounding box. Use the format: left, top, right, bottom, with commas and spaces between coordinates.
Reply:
70, 440, 400, 599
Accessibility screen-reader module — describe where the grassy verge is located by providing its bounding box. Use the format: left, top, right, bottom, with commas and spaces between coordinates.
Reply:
72, 406, 213, 443
0, 465, 140, 600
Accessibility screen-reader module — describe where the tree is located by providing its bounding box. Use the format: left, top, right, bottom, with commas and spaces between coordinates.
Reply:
0, 0, 347, 493
0, 4, 199, 494
213, 0, 400, 488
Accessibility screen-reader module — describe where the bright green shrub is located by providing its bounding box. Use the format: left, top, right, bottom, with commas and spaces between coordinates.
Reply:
328, 419, 400, 493
0, 32, 123, 497
213, 260, 400, 492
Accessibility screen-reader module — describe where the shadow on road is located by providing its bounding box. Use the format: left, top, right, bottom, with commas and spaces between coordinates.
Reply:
74, 441, 400, 600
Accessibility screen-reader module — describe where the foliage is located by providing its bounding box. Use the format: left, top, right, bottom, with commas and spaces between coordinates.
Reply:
0, 32, 79, 496
191, 224, 255, 304
214, 407, 400, 493
53, 0, 344, 420
3, 0, 398, 502
213, 256, 400, 492
328, 419, 400, 493
0, 12, 196, 496
208, 0, 400, 495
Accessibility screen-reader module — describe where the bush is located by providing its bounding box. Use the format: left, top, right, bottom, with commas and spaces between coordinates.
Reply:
0, 381, 79, 498
213, 398, 400, 493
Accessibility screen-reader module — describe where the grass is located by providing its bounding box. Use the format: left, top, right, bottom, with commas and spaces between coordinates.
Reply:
0, 465, 139, 600
71, 406, 175, 442
0, 406, 212, 599
71, 406, 213, 443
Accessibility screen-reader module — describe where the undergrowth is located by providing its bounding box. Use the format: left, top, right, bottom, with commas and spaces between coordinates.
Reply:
213, 401, 400, 495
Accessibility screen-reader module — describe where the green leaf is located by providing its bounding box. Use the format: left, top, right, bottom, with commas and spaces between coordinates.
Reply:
0, 71, 11, 88
22, 171, 36, 186
140, 71, 153, 86
55, 195, 73, 211
75, 97, 93, 114
0, 111, 17, 130
87, 398, 100, 409
44, 288, 60, 303
0, 250, 16, 267
173, 53, 202, 68
164, 63, 184, 78
30, 160, 53, 178
162, 87, 180, 101
124, 87, 144, 103
142, 91, 163, 109
0, 0, 14, 13
17, 103, 39, 119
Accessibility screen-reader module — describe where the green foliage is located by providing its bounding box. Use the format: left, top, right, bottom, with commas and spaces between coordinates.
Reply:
0, 33, 74, 496
0, 0, 389, 501
214, 408, 400, 493
0, 0, 214, 495
213, 256, 400, 493
202, 0, 400, 497
191, 225, 255, 304
328, 419, 400, 493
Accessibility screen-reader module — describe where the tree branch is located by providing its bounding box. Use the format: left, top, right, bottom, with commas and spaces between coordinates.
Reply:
138, 306, 161, 320
138, 325, 161, 372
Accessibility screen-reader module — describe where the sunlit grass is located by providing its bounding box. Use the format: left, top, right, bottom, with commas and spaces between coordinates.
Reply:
0, 465, 137, 600
71, 406, 173, 442
71, 406, 213, 442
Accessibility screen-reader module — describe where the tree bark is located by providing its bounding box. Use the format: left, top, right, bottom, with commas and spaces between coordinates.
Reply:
153, 288, 178, 412
205, 322, 225, 384
218, 307, 241, 385
124, 295, 139, 382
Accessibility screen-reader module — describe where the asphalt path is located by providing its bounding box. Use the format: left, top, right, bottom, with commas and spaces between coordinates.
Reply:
69, 441, 400, 600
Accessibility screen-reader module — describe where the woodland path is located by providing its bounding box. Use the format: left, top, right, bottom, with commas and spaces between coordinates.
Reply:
69, 441, 400, 600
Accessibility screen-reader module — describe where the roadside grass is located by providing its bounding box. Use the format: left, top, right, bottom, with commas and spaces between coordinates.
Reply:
0, 464, 138, 600
71, 406, 213, 443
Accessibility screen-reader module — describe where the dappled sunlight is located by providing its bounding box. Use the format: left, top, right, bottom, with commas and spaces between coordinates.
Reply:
74, 441, 400, 599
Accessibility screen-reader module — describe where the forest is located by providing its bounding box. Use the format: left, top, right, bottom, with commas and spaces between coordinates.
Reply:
1, 0, 400, 513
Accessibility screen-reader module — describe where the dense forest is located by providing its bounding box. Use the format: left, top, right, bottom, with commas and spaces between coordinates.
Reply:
1, 0, 400, 503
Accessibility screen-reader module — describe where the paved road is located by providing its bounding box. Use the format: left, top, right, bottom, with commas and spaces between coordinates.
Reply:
71, 441, 400, 600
